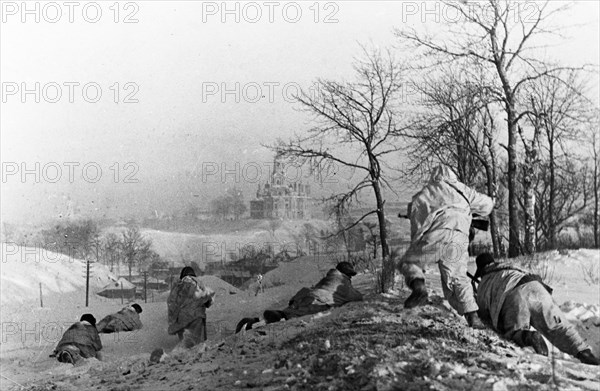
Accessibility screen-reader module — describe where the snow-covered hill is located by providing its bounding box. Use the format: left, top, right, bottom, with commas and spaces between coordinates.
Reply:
2, 247, 599, 390
1, 243, 119, 308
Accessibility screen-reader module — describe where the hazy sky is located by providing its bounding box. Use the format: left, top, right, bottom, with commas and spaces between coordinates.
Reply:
1, 1, 598, 224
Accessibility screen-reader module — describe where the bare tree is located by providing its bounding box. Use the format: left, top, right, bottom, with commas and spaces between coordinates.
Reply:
121, 225, 152, 279
518, 120, 542, 255
227, 186, 247, 220
396, 0, 585, 257
590, 128, 600, 248
102, 232, 121, 272
329, 203, 352, 260
405, 65, 506, 256
272, 48, 406, 292
513, 150, 592, 251
210, 187, 247, 221
524, 70, 594, 249
482, 107, 507, 256
41, 219, 99, 260
363, 221, 379, 259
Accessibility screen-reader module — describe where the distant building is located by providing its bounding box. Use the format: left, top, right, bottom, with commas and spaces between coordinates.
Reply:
250, 156, 312, 220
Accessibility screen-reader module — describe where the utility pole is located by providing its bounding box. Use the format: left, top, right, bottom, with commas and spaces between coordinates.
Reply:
85, 241, 98, 307
170, 262, 174, 289
85, 257, 90, 307
143, 271, 148, 303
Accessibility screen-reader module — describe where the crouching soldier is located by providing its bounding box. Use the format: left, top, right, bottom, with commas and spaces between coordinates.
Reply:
168, 266, 215, 348
396, 165, 494, 329
262, 262, 363, 324
474, 253, 599, 365
51, 314, 103, 365
96, 303, 143, 333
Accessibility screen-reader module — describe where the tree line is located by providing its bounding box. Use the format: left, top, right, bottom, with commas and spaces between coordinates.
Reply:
40, 219, 164, 279
209, 186, 248, 220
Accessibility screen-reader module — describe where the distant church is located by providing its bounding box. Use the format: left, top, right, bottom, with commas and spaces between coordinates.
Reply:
249, 156, 312, 220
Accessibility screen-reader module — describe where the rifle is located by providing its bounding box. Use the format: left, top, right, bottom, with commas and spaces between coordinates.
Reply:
471, 217, 489, 232
467, 271, 480, 294
398, 212, 490, 233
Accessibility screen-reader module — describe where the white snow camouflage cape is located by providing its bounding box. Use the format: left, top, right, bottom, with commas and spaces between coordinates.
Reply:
403, 166, 494, 264
167, 276, 215, 335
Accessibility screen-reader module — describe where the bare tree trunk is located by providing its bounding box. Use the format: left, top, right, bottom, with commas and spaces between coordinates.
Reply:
483, 162, 503, 257
339, 223, 349, 259
523, 168, 536, 254
548, 133, 556, 249
489, 136, 505, 257
492, 33, 521, 258
373, 236, 377, 259
334, 208, 351, 260
520, 121, 540, 255
373, 180, 392, 292
343, 229, 351, 260
507, 106, 521, 257
496, 59, 521, 257
595, 169, 599, 248
594, 139, 599, 248
481, 119, 505, 257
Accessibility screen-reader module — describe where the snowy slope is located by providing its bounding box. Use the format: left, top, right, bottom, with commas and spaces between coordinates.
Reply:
1, 243, 119, 307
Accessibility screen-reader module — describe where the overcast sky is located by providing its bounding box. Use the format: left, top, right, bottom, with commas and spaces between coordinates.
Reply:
1, 1, 598, 224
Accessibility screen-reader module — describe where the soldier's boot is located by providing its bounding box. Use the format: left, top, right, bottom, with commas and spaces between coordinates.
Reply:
404, 279, 428, 309
576, 349, 600, 365
523, 330, 549, 356
464, 311, 486, 330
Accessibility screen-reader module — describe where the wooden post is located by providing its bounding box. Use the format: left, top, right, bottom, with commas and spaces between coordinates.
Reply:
152, 277, 156, 302
39, 283, 43, 308
85, 258, 90, 307
143, 271, 148, 303
120, 281, 124, 304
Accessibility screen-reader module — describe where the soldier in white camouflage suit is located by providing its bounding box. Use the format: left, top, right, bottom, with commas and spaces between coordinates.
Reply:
235, 262, 363, 332
167, 267, 215, 348
52, 314, 103, 364
396, 165, 494, 329
263, 261, 364, 323
97, 303, 143, 333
